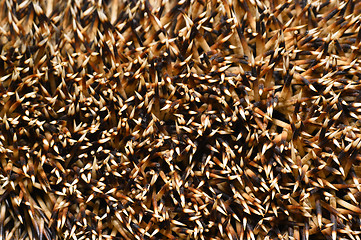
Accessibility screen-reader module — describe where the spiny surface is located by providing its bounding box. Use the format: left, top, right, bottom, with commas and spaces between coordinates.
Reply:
0, 0, 361, 239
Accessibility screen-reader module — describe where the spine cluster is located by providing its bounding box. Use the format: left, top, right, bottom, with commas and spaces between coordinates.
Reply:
0, 0, 361, 239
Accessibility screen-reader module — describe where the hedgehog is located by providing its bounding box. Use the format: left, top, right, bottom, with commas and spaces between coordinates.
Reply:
0, 0, 361, 239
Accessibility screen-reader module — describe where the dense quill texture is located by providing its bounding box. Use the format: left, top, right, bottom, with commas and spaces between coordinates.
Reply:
0, 0, 361, 239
